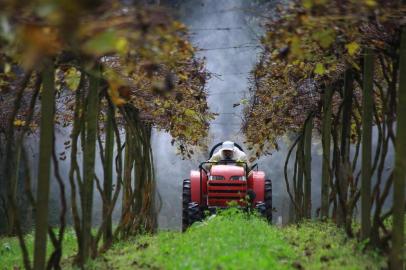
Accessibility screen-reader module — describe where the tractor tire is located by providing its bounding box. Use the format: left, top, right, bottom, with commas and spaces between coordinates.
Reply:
187, 202, 204, 226
182, 179, 191, 232
264, 179, 273, 222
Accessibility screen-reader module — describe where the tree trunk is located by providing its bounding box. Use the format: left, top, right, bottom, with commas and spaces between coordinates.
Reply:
7, 143, 21, 235
68, 72, 85, 265
133, 123, 156, 233
79, 66, 100, 265
361, 48, 374, 240
303, 117, 313, 219
122, 129, 134, 220
341, 69, 354, 165
33, 60, 55, 270
321, 86, 333, 218
3, 71, 32, 236
337, 69, 354, 226
390, 26, 406, 270
103, 103, 114, 245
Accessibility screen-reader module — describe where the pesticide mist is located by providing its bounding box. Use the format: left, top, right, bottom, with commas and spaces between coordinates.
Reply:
153, 0, 294, 229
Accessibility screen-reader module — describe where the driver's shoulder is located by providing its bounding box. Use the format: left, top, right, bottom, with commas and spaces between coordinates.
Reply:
234, 148, 247, 156
210, 151, 222, 160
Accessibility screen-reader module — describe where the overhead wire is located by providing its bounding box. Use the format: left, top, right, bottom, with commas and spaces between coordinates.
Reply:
196, 45, 261, 51
183, 5, 265, 130
190, 27, 245, 31
210, 122, 242, 126
207, 90, 250, 95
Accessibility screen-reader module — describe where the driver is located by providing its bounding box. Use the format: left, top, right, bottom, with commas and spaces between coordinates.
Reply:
208, 141, 249, 167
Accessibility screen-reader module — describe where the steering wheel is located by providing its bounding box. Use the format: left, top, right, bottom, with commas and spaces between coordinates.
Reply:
209, 142, 244, 158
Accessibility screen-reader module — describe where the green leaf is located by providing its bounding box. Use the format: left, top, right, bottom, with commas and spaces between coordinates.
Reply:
290, 36, 303, 58
65, 67, 81, 91
83, 29, 118, 56
240, 98, 249, 105
314, 63, 325, 75
184, 109, 197, 117
312, 29, 335, 49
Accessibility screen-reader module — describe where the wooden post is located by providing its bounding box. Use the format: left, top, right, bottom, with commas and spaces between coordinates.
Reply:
341, 69, 353, 164
296, 139, 304, 221
80, 66, 100, 264
321, 86, 333, 218
33, 59, 55, 270
303, 116, 313, 219
390, 26, 406, 270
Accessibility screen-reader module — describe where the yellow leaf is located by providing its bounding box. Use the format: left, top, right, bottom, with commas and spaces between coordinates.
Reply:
364, 0, 377, 7
4, 63, 11, 74
110, 92, 126, 106
314, 63, 325, 75
303, 0, 313, 9
13, 119, 26, 126
115, 38, 128, 54
178, 73, 188, 81
108, 83, 126, 106
346, 42, 360, 56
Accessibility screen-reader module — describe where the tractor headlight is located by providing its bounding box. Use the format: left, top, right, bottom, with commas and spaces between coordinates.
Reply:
209, 175, 225, 180
230, 176, 247, 181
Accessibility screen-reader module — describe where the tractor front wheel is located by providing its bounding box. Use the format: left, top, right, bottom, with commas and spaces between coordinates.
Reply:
188, 202, 204, 225
182, 179, 191, 232
264, 179, 273, 222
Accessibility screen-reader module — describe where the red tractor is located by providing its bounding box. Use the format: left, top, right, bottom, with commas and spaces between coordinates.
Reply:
182, 142, 272, 231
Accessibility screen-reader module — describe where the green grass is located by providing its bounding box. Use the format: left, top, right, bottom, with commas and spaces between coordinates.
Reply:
88, 209, 296, 270
1, 210, 388, 270
87, 209, 386, 270
0, 229, 77, 270
284, 221, 386, 270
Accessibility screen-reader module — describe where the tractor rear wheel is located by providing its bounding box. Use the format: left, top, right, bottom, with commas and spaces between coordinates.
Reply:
264, 179, 273, 222
182, 179, 191, 232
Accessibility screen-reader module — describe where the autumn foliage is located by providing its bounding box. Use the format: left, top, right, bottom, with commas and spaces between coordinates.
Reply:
0, 1, 212, 152
244, 0, 404, 156
0, 1, 212, 268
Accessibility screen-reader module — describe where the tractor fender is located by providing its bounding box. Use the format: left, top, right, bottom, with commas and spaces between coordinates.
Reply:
248, 171, 265, 202
190, 170, 207, 204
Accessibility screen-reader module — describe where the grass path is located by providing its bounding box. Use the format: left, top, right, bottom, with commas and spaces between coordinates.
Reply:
87, 210, 385, 270
1, 210, 387, 269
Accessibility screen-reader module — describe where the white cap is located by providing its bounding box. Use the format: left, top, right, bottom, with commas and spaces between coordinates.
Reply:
221, 141, 234, 151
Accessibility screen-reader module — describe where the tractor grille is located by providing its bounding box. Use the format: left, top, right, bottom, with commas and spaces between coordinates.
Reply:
207, 180, 247, 206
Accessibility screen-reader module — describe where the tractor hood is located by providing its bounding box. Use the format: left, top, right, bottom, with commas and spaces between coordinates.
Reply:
210, 165, 245, 180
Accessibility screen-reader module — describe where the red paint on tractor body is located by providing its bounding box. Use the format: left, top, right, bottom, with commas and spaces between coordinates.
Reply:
190, 170, 206, 203
190, 164, 266, 207
248, 171, 265, 203
210, 165, 245, 180
207, 179, 247, 207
